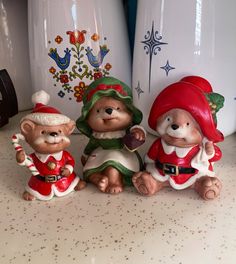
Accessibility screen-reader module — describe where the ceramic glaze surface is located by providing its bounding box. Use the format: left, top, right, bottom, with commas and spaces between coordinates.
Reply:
0, 0, 32, 110
1, 112, 236, 264
132, 0, 236, 136
28, 0, 131, 126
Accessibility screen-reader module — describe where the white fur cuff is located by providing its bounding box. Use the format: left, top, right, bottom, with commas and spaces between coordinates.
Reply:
64, 164, 74, 174
130, 125, 147, 137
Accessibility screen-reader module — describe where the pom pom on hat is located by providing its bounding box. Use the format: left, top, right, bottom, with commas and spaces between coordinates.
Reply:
32, 90, 50, 106
21, 90, 71, 126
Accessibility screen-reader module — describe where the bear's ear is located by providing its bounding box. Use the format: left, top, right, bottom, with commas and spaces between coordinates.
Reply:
20, 120, 36, 135
64, 120, 75, 135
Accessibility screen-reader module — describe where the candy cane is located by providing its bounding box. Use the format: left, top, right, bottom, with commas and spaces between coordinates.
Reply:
12, 133, 39, 176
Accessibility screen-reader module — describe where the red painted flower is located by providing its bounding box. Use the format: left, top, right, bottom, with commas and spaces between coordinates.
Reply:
105, 63, 112, 71
74, 82, 87, 102
94, 71, 103, 80
66, 30, 87, 45
60, 74, 69, 83
55, 35, 63, 44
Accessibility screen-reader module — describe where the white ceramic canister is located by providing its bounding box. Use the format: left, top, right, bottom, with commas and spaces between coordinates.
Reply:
132, 0, 236, 137
0, 0, 32, 110
28, 0, 131, 127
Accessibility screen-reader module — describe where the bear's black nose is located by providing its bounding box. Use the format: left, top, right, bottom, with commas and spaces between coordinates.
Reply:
171, 124, 179, 130
50, 132, 58, 137
105, 108, 113, 115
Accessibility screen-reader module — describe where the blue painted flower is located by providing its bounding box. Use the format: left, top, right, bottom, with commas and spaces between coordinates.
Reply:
58, 90, 65, 98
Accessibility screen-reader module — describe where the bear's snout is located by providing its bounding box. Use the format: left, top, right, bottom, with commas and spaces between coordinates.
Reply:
171, 124, 179, 130
49, 132, 58, 137
105, 108, 113, 115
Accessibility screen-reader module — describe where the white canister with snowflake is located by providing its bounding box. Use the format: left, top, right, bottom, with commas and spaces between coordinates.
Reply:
28, 0, 131, 128
132, 0, 236, 136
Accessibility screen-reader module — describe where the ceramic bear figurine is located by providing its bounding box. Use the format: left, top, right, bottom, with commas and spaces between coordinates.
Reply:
77, 76, 146, 194
13, 90, 86, 201
133, 76, 224, 200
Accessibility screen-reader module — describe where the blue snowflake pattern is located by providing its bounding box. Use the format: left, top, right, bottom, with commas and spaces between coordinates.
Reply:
141, 21, 167, 92
135, 81, 144, 99
160, 60, 175, 76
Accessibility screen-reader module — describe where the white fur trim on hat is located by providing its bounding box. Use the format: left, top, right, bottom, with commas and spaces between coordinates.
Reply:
21, 113, 71, 126
32, 90, 50, 105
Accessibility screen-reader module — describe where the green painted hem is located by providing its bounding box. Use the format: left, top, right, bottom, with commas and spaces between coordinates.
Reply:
84, 161, 134, 186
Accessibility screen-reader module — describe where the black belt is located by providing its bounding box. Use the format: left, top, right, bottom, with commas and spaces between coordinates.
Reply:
155, 160, 196, 176
35, 174, 64, 183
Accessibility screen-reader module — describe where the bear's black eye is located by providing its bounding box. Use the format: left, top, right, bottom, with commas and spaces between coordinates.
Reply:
167, 117, 171, 122
58, 130, 62, 133
97, 109, 100, 113
117, 107, 120, 110
187, 122, 190, 126
41, 131, 46, 135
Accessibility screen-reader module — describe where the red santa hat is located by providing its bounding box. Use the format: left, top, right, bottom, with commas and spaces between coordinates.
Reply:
148, 76, 224, 143
21, 90, 71, 125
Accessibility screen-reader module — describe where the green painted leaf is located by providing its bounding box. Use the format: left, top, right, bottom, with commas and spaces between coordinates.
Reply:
206, 93, 224, 113
205, 92, 225, 124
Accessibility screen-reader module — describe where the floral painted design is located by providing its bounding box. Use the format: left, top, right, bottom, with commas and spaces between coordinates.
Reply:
91, 33, 100, 42
93, 71, 103, 80
74, 82, 87, 102
67, 30, 87, 46
55, 35, 63, 44
58, 90, 65, 98
105, 63, 112, 71
60, 74, 69, 84
48, 29, 112, 102
49, 67, 56, 74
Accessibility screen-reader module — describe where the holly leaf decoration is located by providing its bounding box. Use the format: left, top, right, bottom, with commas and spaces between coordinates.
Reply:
205, 92, 225, 124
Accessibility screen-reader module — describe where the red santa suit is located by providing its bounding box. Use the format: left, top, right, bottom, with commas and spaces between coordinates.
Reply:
145, 138, 222, 190
16, 90, 81, 201
146, 76, 224, 190
25, 150, 79, 200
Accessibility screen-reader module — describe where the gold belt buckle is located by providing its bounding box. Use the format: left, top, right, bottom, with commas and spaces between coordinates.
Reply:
45, 175, 57, 183
163, 163, 179, 176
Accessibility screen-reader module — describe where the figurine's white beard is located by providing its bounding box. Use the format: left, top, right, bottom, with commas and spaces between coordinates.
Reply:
34, 134, 70, 145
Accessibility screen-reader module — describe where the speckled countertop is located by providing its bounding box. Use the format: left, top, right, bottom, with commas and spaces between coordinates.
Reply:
0, 112, 236, 264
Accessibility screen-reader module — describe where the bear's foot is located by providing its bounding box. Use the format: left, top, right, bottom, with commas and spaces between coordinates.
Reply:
105, 183, 124, 194
23, 191, 35, 201
74, 180, 87, 191
132, 172, 163, 196
89, 167, 124, 194
98, 176, 109, 192
194, 176, 222, 200
97, 176, 124, 194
